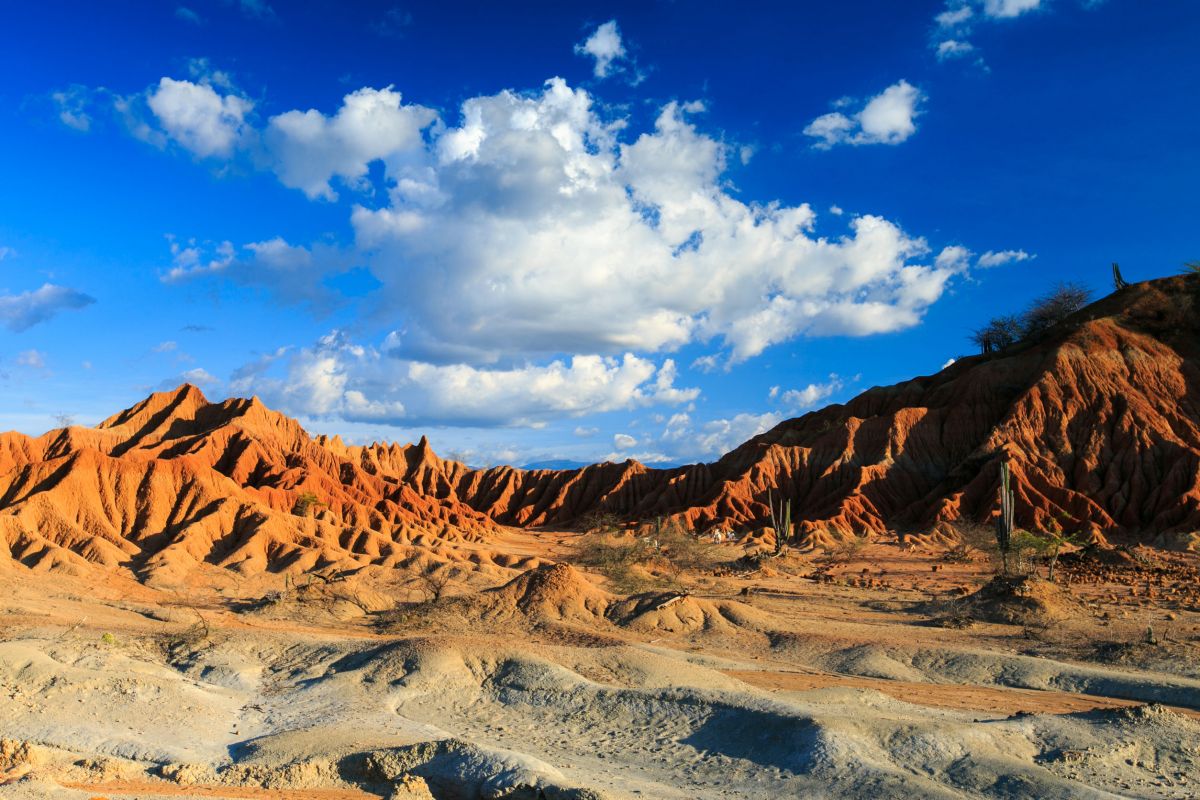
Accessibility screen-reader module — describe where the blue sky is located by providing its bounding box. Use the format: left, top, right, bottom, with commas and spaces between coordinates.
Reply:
1, 0, 1197, 466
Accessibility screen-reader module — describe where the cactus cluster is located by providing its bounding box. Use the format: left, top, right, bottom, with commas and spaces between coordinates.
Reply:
772, 494, 792, 556
769, 493, 792, 556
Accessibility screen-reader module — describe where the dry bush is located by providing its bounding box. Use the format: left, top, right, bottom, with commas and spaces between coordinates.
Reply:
1021, 282, 1092, 338
574, 518, 722, 593
971, 315, 1022, 354
577, 509, 622, 535
574, 531, 658, 593
946, 522, 1002, 571
819, 532, 868, 566
408, 568, 453, 603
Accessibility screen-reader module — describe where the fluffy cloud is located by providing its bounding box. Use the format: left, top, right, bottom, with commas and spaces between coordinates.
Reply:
228, 330, 698, 427
938, 0, 1042, 26
265, 86, 437, 200
804, 80, 924, 149
575, 20, 627, 78
977, 249, 1033, 267
346, 79, 962, 363
613, 433, 637, 450
981, 0, 1042, 18
778, 373, 845, 411
0, 284, 95, 332
933, 0, 1053, 64
127, 68, 984, 423
657, 411, 782, 462
147, 77, 253, 157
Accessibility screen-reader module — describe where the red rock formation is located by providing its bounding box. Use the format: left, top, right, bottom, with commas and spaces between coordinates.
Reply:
1, 275, 1195, 581
446, 275, 1200, 545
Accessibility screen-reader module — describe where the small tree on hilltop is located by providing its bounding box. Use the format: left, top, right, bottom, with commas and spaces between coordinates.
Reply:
971, 315, 1022, 355
1021, 282, 1092, 338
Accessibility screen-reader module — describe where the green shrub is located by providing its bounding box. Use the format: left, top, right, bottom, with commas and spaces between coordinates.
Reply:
293, 491, 323, 516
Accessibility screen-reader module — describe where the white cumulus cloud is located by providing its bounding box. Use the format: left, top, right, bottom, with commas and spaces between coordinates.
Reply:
147, 77, 253, 158
933, 0, 1056, 65
120, 66, 988, 427
576, 20, 627, 78
982, 0, 1042, 18
265, 86, 438, 200
657, 411, 782, 462
228, 331, 698, 428
778, 373, 845, 411
613, 433, 637, 450
804, 80, 924, 149
977, 249, 1033, 268
346, 79, 958, 364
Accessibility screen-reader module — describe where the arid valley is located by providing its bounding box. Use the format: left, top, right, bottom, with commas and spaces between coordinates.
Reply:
2, 277, 1199, 798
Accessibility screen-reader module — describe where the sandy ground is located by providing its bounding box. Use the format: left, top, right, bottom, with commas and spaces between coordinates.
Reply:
1, 532, 1199, 799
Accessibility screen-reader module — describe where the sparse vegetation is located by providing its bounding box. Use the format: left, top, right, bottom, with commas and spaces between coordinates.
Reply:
767, 492, 793, 556
970, 282, 1093, 355
577, 509, 621, 535
574, 517, 720, 593
820, 532, 868, 566
292, 491, 324, 517
970, 315, 1021, 355
411, 569, 453, 603
1021, 282, 1093, 338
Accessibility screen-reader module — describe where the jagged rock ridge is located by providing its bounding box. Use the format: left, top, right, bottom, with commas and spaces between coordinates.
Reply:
1, 275, 1196, 580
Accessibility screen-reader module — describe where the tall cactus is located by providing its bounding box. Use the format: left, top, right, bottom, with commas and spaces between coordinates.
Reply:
769, 492, 792, 556
996, 461, 1015, 574
1112, 262, 1129, 291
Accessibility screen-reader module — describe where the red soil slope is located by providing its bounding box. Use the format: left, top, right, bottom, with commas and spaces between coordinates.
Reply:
1, 276, 1196, 580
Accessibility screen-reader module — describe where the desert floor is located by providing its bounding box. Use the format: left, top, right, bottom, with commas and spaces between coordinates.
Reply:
1, 530, 1198, 799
